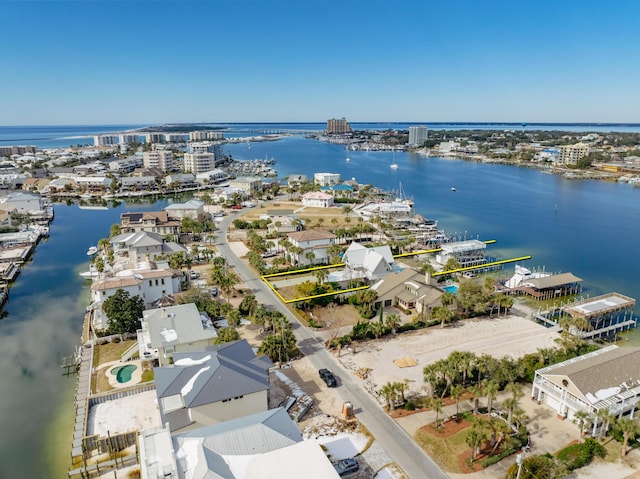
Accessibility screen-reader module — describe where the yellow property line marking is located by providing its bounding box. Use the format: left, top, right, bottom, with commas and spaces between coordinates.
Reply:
431, 255, 532, 277
260, 239, 507, 303
392, 239, 497, 258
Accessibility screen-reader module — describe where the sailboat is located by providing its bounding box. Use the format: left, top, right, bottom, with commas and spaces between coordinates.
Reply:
346, 157, 350, 163
390, 152, 398, 169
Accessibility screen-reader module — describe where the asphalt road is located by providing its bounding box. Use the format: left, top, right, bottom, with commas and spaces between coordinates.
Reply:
216, 216, 449, 479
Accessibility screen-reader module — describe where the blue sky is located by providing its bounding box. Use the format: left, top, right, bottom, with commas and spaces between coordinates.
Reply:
1, 0, 639, 124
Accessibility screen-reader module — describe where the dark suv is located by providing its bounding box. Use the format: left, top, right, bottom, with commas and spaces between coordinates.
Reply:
319, 368, 337, 387
334, 458, 359, 476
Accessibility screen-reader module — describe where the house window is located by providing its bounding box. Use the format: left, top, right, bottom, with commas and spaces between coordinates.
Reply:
155, 279, 159, 286
161, 278, 165, 285
149, 280, 152, 287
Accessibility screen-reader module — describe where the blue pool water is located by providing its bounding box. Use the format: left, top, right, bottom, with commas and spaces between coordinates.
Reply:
110, 365, 137, 383
443, 285, 459, 294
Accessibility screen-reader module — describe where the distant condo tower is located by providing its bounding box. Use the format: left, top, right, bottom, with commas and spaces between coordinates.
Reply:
408, 125, 428, 147
326, 117, 352, 134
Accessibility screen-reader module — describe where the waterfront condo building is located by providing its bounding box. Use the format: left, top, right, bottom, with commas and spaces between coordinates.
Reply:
143, 150, 174, 172
408, 125, 429, 147
326, 117, 352, 134
314, 172, 341, 186
189, 130, 224, 141
119, 134, 140, 145
93, 135, 118, 146
558, 142, 589, 166
183, 152, 215, 174
164, 133, 186, 142
144, 132, 164, 143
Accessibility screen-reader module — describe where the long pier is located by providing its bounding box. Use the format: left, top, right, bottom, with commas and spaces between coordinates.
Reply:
431, 255, 532, 277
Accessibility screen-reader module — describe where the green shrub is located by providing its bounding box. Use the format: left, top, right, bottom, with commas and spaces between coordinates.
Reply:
557, 438, 605, 471
405, 401, 416, 411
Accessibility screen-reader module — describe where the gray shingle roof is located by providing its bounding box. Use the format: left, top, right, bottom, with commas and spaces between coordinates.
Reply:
527, 272, 583, 289
539, 346, 640, 397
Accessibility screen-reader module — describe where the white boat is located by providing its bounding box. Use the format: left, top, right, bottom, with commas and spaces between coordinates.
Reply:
390, 162, 398, 169
450, 187, 456, 192
87, 246, 98, 256
346, 157, 350, 162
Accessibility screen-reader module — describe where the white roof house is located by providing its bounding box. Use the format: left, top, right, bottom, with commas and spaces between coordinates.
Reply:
342, 242, 396, 281
301, 191, 334, 208
110, 230, 186, 264
140, 303, 218, 366
139, 408, 340, 479
0, 191, 43, 214
164, 199, 204, 219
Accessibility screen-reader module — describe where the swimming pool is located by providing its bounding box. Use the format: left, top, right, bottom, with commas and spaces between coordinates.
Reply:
110, 364, 137, 383
443, 284, 459, 294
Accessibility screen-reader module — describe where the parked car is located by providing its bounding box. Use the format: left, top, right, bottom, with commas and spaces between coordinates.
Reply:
231, 205, 242, 210
261, 251, 277, 258
210, 287, 218, 297
334, 458, 359, 476
190, 270, 199, 279
319, 368, 337, 387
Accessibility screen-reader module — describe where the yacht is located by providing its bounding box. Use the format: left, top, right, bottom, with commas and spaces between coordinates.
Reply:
390, 162, 398, 169
87, 246, 98, 256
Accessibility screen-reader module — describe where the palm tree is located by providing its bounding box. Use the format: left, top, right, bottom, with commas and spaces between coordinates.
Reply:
489, 418, 512, 454
504, 383, 524, 423
304, 251, 316, 265
380, 382, 398, 410
430, 397, 444, 430
440, 291, 456, 311
573, 410, 592, 443
451, 384, 464, 418
385, 313, 401, 336
370, 320, 386, 339
595, 408, 613, 441
466, 421, 489, 461
314, 268, 329, 284
484, 380, 500, 416
432, 305, 454, 329
618, 417, 639, 457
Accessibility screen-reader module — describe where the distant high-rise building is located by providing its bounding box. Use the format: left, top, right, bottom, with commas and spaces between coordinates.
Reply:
558, 143, 589, 166
408, 126, 428, 147
189, 131, 224, 141
164, 133, 186, 142
144, 133, 164, 143
183, 152, 215, 174
94, 135, 118, 146
143, 151, 174, 172
326, 117, 352, 134
119, 134, 140, 145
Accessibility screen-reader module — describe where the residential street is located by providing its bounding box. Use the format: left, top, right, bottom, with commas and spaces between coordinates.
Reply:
216, 216, 449, 479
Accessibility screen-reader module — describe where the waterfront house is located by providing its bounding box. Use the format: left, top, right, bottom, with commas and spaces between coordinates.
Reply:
0, 191, 44, 214
301, 191, 334, 208
435, 239, 488, 268
90, 266, 181, 309
164, 199, 204, 219
72, 175, 113, 191
342, 242, 395, 281
110, 230, 186, 263
120, 211, 182, 238
195, 168, 230, 185
313, 172, 341, 186
120, 176, 156, 191
230, 176, 262, 197
154, 339, 272, 432
139, 407, 340, 479
137, 303, 218, 365
165, 173, 197, 188
531, 346, 640, 435
286, 229, 336, 266
371, 268, 444, 314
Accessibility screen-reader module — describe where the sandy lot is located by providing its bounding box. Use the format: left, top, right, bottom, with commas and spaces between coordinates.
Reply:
332, 309, 561, 398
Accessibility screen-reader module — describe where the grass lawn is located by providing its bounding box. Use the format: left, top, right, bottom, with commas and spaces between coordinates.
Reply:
415, 425, 470, 473
91, 340, 136, 393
